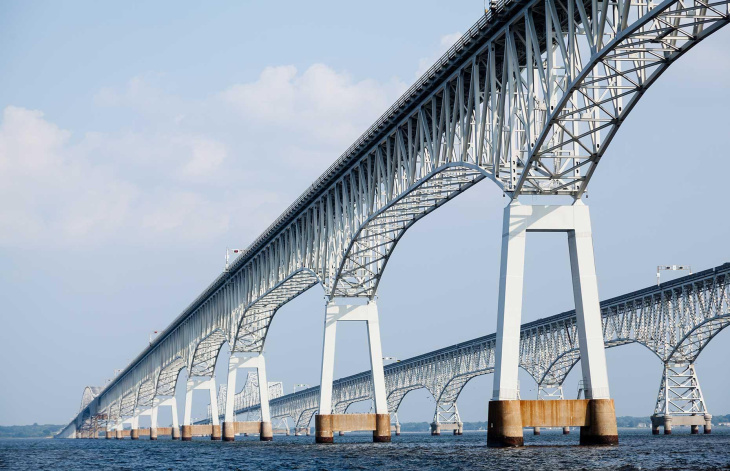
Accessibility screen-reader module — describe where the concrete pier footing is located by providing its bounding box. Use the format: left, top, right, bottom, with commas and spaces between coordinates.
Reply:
487, 399, 618, 447
650, 414, 712, 434
395, 423, 401, 436
315, 413, 390, 443
533, 427, 541, 435
222, 422, 235, 442
430, 423, 440, 436
705, 415, 712, 434
221, 421, 273, 442
150, 428, 157, 440
211, 425, 221, 440
172, 427, 180, 440
181, 425, 192, 441
130, 429, 139, 440
579, 399, 619, 446
563, 427, 570, 435
260, 421, 273, 441
487, 400, 524, 447
115, 430, 123, 440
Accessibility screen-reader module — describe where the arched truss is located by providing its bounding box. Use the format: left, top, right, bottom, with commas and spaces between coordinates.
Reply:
332, 163, 487, 298
119, 390, 138, 419
387, 385, 429, 414
189, 329, 228, 377
67, 0, 730, 428
79, 386, 102, 413
155, 357, 186, 397
136, 379, 156, 409
233, 268, 322, 353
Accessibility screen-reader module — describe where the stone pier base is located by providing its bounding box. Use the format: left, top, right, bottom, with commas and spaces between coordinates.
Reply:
150, 428, 158, 440
130, 429, 139, 440
172, 427, 180, 440
211, 425, 221, 440
181, 425, 192, 441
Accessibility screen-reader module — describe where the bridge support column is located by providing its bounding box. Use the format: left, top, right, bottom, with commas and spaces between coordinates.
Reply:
149, 405, 158, 440
489, 202, 617, 447
430, 423, 440, 436
651, 363, 711, 435
223, 353, 273, 442
316, 299, 390, 443
183, 376, 219, 441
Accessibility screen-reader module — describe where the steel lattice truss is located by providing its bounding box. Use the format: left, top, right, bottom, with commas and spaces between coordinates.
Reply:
60, 0, 730, 437
203, 373, 284, 424
230, 264, 729, 429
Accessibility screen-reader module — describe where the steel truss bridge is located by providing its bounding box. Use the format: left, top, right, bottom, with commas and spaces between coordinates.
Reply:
59, 0, 729, 440
223, 263, 727, 435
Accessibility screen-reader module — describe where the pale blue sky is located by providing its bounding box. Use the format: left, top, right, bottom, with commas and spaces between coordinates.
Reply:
1, 1, 729, 427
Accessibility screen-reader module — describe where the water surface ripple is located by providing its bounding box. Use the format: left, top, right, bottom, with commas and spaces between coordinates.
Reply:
1, 429, 729, 470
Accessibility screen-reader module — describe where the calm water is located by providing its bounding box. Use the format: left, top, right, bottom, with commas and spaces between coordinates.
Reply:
1, 429, 729, 470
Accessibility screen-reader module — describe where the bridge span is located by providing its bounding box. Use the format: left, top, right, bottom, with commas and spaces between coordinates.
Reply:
57, 0, 730, 446
221, 263, 727, 437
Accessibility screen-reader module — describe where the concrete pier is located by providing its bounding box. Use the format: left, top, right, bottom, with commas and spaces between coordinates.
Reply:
430, 422, 440, 436
533, 427, 540, 435
650, 414, 712, 434
172, 427, 180, 440
149, 427, 158, 440
130, 429, 139, 440
578, 399, 619, 446
181, 425, 192, 441
563, 426, 570, 435
315, 413, 390, 443
487, 399, 618, 447
211, 425, 221, 440
487, 400, 524, 447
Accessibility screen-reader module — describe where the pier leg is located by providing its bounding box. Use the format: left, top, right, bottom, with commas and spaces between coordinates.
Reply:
664, 416, 672, 435
316, 299, 390, 443
489, 202, 617, 447
563, 427, 570, 435
533, 427, 541, 435
430, 422, 440, 436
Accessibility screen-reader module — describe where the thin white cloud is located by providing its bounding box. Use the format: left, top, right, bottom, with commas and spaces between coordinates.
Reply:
0, 43, 463, 249
415, 32, 463, 78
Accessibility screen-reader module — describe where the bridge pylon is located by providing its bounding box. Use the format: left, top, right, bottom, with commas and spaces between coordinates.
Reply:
316, 298, 390, 443
651, 363, 712, 435
489, 202, 618, 447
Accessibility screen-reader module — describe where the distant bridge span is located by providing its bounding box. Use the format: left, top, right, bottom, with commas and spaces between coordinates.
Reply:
58, 0, 730, 441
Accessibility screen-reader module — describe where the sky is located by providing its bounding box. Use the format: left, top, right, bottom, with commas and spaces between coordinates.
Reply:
1, 0, 729, 427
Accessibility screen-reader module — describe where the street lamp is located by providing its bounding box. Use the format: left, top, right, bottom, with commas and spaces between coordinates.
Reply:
657, 265, 691, 286
225, 248, 246, 271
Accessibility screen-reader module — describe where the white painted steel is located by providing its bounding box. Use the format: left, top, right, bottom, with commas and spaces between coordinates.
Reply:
492, 202, 611, 401
60, 0, 730, 436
